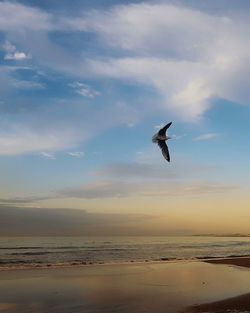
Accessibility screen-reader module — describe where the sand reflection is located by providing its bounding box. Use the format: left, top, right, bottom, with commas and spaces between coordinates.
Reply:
0, 261, 249, 313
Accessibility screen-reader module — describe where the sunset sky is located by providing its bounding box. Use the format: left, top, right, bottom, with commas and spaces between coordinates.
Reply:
0, 0, 250, 235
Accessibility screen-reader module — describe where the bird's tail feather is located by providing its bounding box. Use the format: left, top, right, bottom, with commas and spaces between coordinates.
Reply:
152, 134, 158, 143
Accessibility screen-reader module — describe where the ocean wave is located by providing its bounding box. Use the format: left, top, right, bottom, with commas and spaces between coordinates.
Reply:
0, 246, 42, 250
178, 242, 250, 249
1, 236, 250, 271
9, 251, 55, 256
1, 254, 250, 270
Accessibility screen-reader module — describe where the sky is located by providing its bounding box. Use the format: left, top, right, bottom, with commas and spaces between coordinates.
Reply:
0, 0, 250, 236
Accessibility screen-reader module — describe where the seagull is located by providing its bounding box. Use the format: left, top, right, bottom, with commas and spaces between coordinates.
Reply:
152, 122, 172, 162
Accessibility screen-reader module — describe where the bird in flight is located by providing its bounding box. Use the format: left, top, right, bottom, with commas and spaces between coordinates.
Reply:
152, 122, 172, 162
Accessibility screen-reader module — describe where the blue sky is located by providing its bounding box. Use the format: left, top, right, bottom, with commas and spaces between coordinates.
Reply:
0, 0, 250, 235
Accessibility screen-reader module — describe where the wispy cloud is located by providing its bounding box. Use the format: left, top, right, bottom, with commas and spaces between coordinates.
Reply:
80, 3, 250, 120
94, 160, 217, 181
59, 180, 236, 199
13, 80, 45, 89
94, 162, 177, 180
0, 2, 53, 32
2, 1, 250, 121
0, 96, 140, 155
127, 122, 136, 128
0, 1, 249, 156
56, 158, 231, 199
0, 195, 54, 205
67, 151, 85, 158
194, 133, 220, 141
69, 82, 100, 98
40, 152, 56, 160
3, 41, 31, 60
0, 122, 81, 155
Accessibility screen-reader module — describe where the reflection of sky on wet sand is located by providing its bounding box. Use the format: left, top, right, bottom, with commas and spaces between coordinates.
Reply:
0, 304, 17, 312
0, 262, 250, 313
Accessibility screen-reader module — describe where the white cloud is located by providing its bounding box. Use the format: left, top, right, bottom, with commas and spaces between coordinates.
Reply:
194, 133, 219, 141
80, 3, 250, 120
0, 125, 78, 155
3, 41, 31, 60
0, 2, 53, 32
0, 1, 250, 156
1, 2, 250, 119
5, 51, 31, 61
40, 152, 56, 160
127, 122, 136, 128
69, 82, 100, 98
67, 151, 85, 158
1, 2, 250, 122
0, 96, 140, 155
87, 57, 215, 119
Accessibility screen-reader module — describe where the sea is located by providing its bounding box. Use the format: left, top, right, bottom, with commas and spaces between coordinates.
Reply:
0, 236, 250, 269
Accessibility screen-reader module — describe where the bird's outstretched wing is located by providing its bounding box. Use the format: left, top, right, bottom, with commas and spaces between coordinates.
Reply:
158, 122, 172, 136
158, 140, 170, 162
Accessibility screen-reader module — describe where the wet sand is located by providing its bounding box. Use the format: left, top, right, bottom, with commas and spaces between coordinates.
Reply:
185, 257, 250, 313
0, 259, 250, 313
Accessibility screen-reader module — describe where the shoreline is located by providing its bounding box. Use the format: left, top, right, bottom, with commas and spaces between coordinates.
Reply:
1, 255, 250, 271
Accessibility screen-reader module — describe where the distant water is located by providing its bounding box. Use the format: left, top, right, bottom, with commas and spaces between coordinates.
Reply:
0, 236, 250, 269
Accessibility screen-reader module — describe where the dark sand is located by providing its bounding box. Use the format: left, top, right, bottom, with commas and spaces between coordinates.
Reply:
0, 259, 250, 313
187, 293, 250, 312
205, 255, 250, 268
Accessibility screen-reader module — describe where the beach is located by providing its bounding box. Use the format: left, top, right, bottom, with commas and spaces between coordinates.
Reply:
0, 257, 250, 313
186, 257, 250, 313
